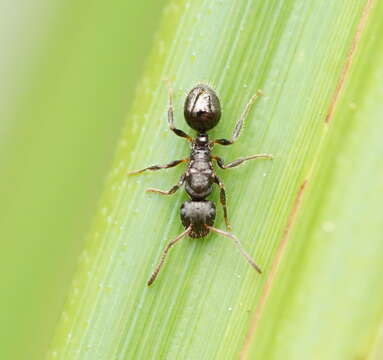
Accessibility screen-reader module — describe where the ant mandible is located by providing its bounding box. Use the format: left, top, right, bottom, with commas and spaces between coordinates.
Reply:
128, 83, 272, 286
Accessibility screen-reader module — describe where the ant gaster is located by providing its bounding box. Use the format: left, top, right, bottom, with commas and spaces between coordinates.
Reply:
128, 83, 272, 286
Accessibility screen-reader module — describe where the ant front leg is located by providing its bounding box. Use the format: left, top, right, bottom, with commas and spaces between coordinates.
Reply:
213, 154, 272, 169
127, 158, 188, 175
166, 81, 193, 142
148, 225, 192, 286
146, 173, 185, 195
213, 175, 232, 231
212, 90, 262, 146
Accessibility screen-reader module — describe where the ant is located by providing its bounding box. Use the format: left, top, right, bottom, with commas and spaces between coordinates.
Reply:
128, 83, 272, 286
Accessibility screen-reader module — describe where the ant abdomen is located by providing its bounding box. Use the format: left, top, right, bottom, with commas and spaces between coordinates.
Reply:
184, 84, 221, 132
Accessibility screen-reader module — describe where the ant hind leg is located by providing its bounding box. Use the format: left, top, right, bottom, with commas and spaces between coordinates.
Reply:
166, 80, 192, 142
213, 90, 262, 146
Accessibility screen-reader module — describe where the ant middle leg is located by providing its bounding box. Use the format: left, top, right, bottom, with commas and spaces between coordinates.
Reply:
146, 173, 185, 195
212, 90, 262, 146
127, 158, 188, 175
166, 80, 192, 142
213, 154, 272, 169
213, 175, 231, 231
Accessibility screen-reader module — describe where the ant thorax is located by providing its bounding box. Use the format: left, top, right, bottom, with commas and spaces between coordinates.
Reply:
185, 134, 214, 200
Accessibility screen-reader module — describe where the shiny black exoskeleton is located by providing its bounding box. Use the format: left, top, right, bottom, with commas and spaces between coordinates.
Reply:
181, 200, 215, 238
128, 83, 272, 286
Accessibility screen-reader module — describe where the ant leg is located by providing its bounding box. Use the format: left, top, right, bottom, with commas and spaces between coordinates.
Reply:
213, 154, 272, 169
212, 90, 262, 146
127, 158, 188, 175
146, 173, 185, 195
148, 225, 192, 286
213, 175, 231, 231
166, 80, 192, 142
206, 225, 262, 273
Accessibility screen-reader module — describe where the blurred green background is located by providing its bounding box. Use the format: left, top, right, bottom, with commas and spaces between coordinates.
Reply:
0, 0, 166, 359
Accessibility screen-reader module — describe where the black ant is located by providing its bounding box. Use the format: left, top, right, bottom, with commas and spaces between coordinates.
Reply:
128, 83, 272, 286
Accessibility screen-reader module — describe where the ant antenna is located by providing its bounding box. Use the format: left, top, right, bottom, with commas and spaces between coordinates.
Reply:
206, 225, 262, 273
147, 225, 192, 286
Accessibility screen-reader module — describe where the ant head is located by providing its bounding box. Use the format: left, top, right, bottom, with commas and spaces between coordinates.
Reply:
184, 84, 221, 132
180, 200, 216, 238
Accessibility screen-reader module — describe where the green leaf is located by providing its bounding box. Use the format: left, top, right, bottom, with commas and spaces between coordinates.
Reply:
48, 0, 383, 359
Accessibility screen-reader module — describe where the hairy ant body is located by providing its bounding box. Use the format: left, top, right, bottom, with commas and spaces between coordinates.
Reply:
128, 83, 272, 286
